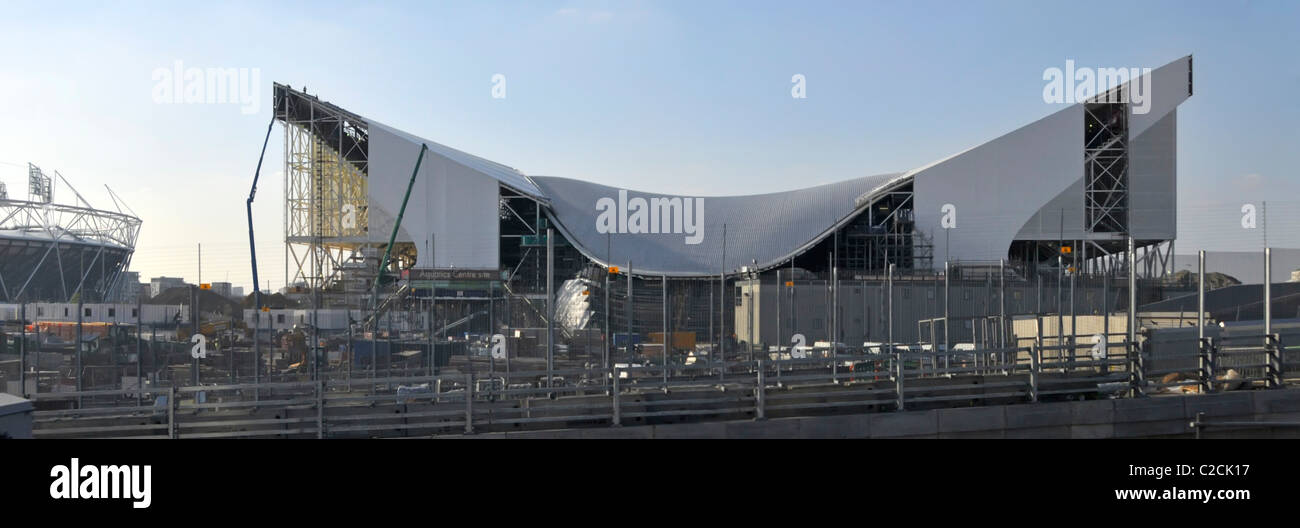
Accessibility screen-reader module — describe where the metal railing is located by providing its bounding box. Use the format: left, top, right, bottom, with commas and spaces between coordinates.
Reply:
1189, 411, 1300, 439
28, 330, 1292, 438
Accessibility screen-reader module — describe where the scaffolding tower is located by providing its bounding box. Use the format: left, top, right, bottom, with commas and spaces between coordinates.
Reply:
277, 83, 401, 306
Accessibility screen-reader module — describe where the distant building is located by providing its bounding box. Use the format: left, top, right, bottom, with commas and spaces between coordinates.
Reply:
280, 282, 307, 295
112, 271, 143, 303
232, 286, 245, 299
1291, 270, 1300, 283
210, 281, 232, 298
150, 277, 186, 297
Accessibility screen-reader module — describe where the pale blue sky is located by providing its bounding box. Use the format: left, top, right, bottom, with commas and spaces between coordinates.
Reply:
0, 0, 1296, 290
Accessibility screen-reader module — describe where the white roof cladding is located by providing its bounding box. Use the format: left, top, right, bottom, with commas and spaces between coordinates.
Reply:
367, 121, 529, 269
367, 119, 545, 200
348, 55, 1190, 276
912, 55, 1192, 262
532, 173, 906, 277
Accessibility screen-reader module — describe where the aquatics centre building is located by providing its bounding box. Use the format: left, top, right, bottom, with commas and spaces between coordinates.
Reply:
269, 55, 1193, 347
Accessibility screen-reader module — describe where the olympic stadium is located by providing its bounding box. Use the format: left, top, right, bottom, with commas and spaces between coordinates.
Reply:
0, 164, 141, 303
272, 55, 1192, 346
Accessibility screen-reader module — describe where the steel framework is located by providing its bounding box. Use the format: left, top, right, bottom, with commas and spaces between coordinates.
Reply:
1084, 97, 1129, 234
0, 164, 141, 302
277, 84, 393, 303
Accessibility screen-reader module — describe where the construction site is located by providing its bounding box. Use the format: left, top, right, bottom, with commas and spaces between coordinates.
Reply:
3, 54, 1300, 439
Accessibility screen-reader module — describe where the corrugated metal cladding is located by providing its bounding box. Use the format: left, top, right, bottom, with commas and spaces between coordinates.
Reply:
531, 173, 905, 277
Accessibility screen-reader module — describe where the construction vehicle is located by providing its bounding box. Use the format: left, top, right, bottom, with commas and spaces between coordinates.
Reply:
176, 319, 235, 342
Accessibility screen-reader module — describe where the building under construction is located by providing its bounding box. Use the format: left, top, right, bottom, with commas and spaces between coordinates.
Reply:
266, 55, 1193, 353
0, 164, 141, 304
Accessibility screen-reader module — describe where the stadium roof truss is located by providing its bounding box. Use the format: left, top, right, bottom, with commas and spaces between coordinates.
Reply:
0, 164, 141, 302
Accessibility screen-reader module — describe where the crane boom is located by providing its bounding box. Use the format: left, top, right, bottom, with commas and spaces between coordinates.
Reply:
246, 112, 276, 310
371, 144, 428, 315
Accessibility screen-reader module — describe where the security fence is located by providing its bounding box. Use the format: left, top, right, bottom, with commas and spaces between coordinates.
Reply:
3, 246, 1298, 438
21, 326, 1298, 439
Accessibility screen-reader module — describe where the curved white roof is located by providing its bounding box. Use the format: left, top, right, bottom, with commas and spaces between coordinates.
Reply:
532, 173, 907, 276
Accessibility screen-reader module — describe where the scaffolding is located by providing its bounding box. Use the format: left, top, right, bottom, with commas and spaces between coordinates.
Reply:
277, 84, 393, 305
1084, 94, 1129, 234
836, 182, 933, 274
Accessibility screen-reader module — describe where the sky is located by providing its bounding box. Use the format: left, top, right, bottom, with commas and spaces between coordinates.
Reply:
0, 0, 1297, 292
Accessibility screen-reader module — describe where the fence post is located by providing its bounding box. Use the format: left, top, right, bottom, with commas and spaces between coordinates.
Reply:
76, 293, 83, 409
1277, 335, 1286, 385
34, 324, 40, 397
1130, 336, 1146, 398
1127, 236, 1143, 398
168, 385, 177, 439
1199, 336, 1215, 394
136, 298, 143, 407
611, 367, 621, 426
1266, 334, 1282, 389
1102, 273, 1110, 375
662, 274, 669, 390
546, 227, 554, 390
316, 379, 325, 439
895, 348, 905, 411
1029, 344, 1040, 403
19, 303, 26, 399
755, 359, 766, 420
1196, 250, 1207, 393
465, 372, 475, 434
1262, 247, 1279, 388
944, 261, 950, 372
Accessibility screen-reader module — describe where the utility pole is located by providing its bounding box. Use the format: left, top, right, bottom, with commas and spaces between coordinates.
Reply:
944, 261, 950, 353
662, 274, 669, 388
546, 227, 554, 390
136, 296, 143, 407
720, 223, 727, 378
1197, 250, 1207, 392
192, 284, 200, 386
749, 260, 756, 367
628, 260, 633, 366
19, 303, 26, 398
999, 259, 1006, 348
604, 233, 611, 372
1128, 236, 1140, 397
776, 268, 781, 363
77, 253, 84, 408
